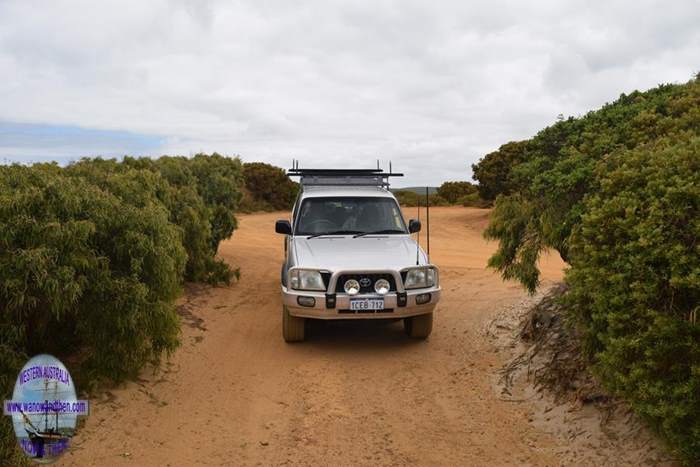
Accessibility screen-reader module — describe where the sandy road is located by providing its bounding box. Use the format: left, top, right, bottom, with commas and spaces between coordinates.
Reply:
61, 207, 566, 466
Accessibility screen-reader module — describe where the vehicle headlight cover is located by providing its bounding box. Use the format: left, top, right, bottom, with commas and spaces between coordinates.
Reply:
403, 266, 438, 289
374, 278, 390, 295
289, 269, 325, 291
344, 279, 360, 295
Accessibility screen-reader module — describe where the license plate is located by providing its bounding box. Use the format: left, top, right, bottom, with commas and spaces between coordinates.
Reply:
349, 298, 385, 311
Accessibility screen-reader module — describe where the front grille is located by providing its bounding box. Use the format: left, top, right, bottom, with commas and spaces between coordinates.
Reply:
335, 273, 396, 294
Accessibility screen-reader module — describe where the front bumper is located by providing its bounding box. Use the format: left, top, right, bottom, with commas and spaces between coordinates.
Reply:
282, 286, 441, 320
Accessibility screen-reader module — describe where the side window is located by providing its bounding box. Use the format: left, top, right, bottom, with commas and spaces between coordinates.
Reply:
390, 200, 405, 230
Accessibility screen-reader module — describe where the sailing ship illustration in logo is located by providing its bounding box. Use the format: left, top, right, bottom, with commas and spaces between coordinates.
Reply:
5, 354, 88, 463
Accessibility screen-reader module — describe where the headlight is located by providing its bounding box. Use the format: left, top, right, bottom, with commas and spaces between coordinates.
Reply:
289, 269, 325, 291
403, 267, 438, 289
374, 279, 390, 295
344, 279, 360, 295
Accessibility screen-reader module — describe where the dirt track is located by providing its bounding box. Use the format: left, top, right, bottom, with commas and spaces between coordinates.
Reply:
61, 207, 569, 466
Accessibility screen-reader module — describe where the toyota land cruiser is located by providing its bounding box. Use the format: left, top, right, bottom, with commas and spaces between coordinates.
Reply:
275, 168, 440, 342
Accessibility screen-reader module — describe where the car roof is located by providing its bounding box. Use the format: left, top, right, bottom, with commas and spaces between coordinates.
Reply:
299, 185, 396, 199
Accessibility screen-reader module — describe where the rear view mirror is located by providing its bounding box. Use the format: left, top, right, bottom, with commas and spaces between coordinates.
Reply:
408, 219, 421, 233
275, 220, 292, 235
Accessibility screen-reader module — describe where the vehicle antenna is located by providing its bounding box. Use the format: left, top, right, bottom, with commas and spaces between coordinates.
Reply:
426, 186, 430, 261
389, 161, 392, 174
416, 199, 421, 265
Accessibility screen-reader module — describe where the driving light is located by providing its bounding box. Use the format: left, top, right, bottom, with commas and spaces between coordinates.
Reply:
297, 296, 316, 307
403, 267, 438, 289
415, 293, 431, 305
290, 269, 325, 291
374, 279, 390, 295
344, 279, 360, 295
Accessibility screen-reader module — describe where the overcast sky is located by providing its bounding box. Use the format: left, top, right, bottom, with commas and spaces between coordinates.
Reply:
0, 0, 698, 186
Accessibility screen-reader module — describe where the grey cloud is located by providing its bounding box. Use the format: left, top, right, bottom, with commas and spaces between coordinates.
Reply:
0, 0, 698, 186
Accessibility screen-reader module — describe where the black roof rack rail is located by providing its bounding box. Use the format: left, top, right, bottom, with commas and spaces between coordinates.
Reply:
288, 166, 403, 188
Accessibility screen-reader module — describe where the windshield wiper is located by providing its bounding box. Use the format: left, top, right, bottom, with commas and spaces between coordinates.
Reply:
305, 230, 361, 239
353, 229, 406, 238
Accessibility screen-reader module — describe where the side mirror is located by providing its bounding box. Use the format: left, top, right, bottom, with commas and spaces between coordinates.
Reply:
275, 220, 292, 235
408, 219, 421, 233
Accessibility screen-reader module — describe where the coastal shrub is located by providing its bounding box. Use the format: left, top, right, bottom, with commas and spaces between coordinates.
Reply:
566, 139, 700, 461
0, 165, 185, 382
436, 181, 478, 204
396, 184, 485, 208
471, 140, 528, 201
458, 192, 490, 208
124, 154, 243, 283
241, 162, 298, 212
0, 154, 244, 460
189, 154, 244, 250
474, 75, 700, 462
479, 77, 700, 291
0, 327, 28, 466
394, 190, 448, 207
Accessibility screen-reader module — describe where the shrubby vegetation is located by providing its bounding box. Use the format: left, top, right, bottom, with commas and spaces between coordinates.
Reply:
567, 139, 700, 460
240, 162, 298, 212
121, 154, 243, 283
436, 181, 477, 203
395, 181, 487, 208
0, 154, 243, 461
471, 140, 528, 202
394, 190, 447, 207
474, 76, 700, 462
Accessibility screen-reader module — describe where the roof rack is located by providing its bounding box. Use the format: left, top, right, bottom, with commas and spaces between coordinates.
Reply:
288, 164, 403, 188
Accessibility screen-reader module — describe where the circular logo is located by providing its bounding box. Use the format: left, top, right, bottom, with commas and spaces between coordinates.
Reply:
4, 354, 89, 463
359, 277, 372, 288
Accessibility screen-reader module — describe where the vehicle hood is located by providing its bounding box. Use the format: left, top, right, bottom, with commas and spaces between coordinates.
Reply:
291, 235, 428, 271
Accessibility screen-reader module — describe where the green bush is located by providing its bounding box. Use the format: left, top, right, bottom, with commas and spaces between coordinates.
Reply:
480, 77, 700, 290
241, 162, 298, 212
566, 139, 700, 461
394, 190, 419, 206
394, 190, 448, 207
123, 154, 243, 283
471, 140, 528, 201
0, 154, 244, 460
475, 75, 700, 462
458, 192, 491, 208
0, 164, 185, 382
189, 154, 244, 250
0, 326, 29, 466
436, 181, 478, 204
396, 183, 485, 207
239, 188, 275, 213
0, 164, 184, 460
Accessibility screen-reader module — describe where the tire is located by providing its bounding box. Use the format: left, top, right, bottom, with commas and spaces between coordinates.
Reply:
404, 313, 433, 339
283, 305, 305, 342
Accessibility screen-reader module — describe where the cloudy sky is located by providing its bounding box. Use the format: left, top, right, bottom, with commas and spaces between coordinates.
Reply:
0, 0, 698, 186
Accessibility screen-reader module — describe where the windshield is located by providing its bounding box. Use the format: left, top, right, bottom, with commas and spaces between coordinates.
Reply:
295, 197, 407, 236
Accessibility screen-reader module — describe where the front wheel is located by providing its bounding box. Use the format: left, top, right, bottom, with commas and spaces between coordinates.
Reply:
283, 306, 305, 342
404, 313, 433, 339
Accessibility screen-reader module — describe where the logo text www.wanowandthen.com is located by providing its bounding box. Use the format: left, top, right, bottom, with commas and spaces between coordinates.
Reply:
3, 354, 89, 464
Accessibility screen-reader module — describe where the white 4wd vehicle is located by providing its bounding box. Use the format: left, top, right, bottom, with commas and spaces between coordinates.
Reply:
275, 168, 440, 342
